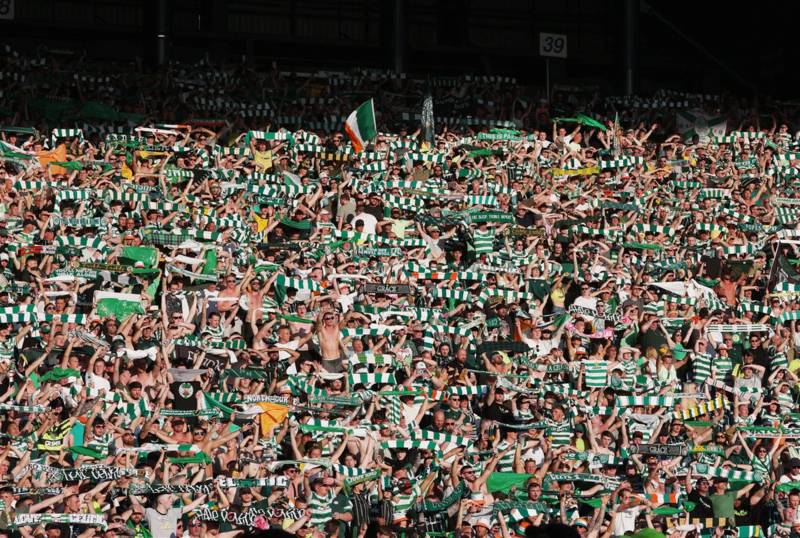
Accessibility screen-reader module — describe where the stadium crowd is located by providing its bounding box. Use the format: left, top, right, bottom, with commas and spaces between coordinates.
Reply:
1, 45, 800, 538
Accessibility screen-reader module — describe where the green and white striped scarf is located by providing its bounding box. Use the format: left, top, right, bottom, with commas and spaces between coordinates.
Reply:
465, 195, 498, 207
43, 313, 87, 325
773, 283, 800, 294
599, 156, 643, 169
379, 439, 442, 456
55, 235, 107, 251
739, 301, 771, 316
476, 287, 537, 308
693, 463, 761, 483
699, 188, 731, 199
429, 287, 473, 302
0, 403, 44, 414
630, 223, 675, 237
404, 152, 446, 165
50, 128, 84, 147
706, 324, 771, 333
275, 274, 323, 292
571, 225, 622, 241
340, 326, 398, 338
0, 304, 37, 324
410, 429, 472, 447
348, 373, 396, 386
616, 396, 675, 407
48, 216, 106, 229
349, 352, 395, 367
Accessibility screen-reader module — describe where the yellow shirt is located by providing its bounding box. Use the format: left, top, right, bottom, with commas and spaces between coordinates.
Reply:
253, 149, 273, 171
550, 287, 566, 306
390, 219, 412, 239
252, 214, 270, 234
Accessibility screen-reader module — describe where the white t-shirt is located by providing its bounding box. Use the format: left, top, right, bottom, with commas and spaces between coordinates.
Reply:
351, 213, 378, 234
145, 507, 181, 538
337, 291, 358, 313
275, 339, 300, 361
612, 505, 642, 536
573, 295, 598, 310
86, 372, 111, 397
521, 336, 559, 358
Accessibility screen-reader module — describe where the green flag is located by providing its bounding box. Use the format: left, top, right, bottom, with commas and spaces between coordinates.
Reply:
95, 292, 144, 319
119, 246, 159, 268
486, 472, 534, 494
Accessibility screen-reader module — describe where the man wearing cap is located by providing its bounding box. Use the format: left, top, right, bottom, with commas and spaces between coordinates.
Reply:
685, 467, 714, 518
472, 518, 491, 538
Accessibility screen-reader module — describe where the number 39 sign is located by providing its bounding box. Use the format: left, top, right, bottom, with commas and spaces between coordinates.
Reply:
539, 33, 567, 59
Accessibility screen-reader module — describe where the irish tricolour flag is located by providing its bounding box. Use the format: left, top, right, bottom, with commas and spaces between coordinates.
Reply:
344, 99, 377, 153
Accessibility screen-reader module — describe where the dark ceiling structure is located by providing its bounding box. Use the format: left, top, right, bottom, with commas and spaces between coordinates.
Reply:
0, 0, 790, 97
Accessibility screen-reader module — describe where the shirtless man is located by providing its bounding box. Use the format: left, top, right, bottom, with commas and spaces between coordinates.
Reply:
716, 272, 745, 307
216, 267, 253, 314
317, 310, 346, 373
143, 412, 254, 454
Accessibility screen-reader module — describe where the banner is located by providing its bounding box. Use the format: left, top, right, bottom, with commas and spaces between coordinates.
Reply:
362, 283, 413, 295
192, 506, 306, 528
543, 473, 621, 489
738, 426, 800, 438
25, 463, 141, 482
676, 109, 727, 143
353, 246, 402, 258
567, 304, 623, 322
626, 444, 688, 456
465, 211, 515, 224
13, 513, 107, 529
217, 477, 289, 489
506, 226, 543, 238
551, 165, 599, 177
491, 500, 551, 514
130, 481, 215, 495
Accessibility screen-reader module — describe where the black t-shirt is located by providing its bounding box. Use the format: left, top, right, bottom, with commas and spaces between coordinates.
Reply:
169, 380, 200, 410
135, 336, 159, 350
364, 204, 384, 220
688, 490, 714, 518
701, 255, 723, 279
734, 496, 755, 526
639, 328, 668, 352
515, 212, 536, 228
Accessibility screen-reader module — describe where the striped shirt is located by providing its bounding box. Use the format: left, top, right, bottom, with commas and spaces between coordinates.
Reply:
350, 492, 371, 528
309, 490, 335, 527
85, 432, 114, 458
496, 440, 515, 472
472, 228, 495, 254
546, 419, 574, 446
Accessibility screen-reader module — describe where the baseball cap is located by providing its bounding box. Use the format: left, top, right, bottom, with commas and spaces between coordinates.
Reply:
473, 518, 492, 530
